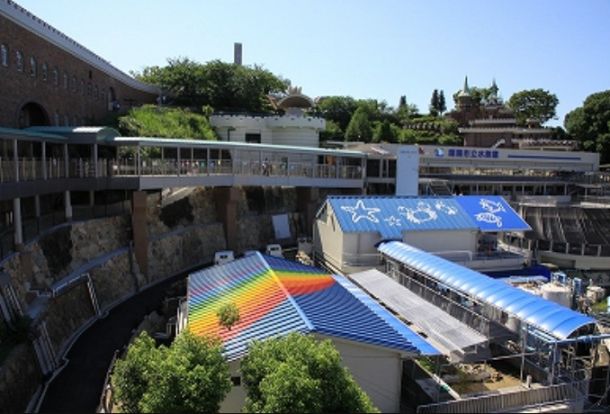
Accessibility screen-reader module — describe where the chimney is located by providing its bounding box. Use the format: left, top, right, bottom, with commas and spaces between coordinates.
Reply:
234, 43, 242, 65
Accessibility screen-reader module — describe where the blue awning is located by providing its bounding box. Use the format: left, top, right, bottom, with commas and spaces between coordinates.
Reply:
378, 241, 596, 340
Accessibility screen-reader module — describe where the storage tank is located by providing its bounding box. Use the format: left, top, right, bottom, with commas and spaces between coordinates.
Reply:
541, 283, 572, 308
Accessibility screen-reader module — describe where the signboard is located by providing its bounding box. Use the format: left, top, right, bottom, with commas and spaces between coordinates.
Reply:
396, 145, 419, 196
272, 214, 291, 239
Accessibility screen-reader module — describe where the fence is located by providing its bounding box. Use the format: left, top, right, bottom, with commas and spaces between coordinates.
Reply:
417, 381, 587, 413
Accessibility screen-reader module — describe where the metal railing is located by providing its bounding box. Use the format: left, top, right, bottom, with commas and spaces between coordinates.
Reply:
0, 157, 363, 182
503, 235, 610, 258
417, 381, 587, 414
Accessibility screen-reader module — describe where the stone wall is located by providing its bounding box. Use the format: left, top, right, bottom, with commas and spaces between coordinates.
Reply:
148, 224, 226, 283
90, 251, 140, 311
43, 283, 95, 352
0, 344, 43, 412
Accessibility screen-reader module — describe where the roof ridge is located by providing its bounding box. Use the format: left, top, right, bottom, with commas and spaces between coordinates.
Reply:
261, 253, 315, 331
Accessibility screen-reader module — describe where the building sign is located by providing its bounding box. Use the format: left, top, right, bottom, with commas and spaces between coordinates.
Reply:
446, 148, 499, 159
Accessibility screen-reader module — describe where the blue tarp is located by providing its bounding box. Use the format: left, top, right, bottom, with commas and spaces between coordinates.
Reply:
378, 241, 596, 340
326, 196, 530, 238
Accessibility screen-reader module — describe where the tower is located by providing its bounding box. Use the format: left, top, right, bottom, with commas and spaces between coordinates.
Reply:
234, 42, 242, 65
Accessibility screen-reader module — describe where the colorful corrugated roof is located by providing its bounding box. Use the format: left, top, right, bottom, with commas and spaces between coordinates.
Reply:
188, 253, 438, 360
325, 195, 530, 238
378, 241, 596, 340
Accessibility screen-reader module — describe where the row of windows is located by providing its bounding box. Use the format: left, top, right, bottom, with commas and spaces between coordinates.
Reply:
1, 43, 107, 101
53, 112, 85, 127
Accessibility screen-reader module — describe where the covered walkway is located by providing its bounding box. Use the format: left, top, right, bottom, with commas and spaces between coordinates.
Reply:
377, 241, 596, 340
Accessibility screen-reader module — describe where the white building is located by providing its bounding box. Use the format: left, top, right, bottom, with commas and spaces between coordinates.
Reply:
180, 252, 438, 413
210, 87, 325, 148
313, 195, 532, 274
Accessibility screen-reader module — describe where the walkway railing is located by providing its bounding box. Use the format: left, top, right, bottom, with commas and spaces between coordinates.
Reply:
0, 158, 363, 182
503, 235, 610, 258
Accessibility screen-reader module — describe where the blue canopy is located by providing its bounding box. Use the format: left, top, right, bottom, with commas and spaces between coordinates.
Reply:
378, 241, 596, 340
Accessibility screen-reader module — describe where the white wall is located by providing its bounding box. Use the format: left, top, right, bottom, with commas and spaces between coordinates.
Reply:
313, 204, 344, 273
403, 229, 477, 254
328, 337, 403, 413
220, 360, 247, 413
272, 127, 319, 148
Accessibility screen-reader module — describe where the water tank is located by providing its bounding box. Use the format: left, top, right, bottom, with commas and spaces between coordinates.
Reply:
541, 283, 572, 308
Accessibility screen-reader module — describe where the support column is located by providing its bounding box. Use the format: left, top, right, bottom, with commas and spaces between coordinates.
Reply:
92, 143, 98, 177
12, 139, 19, 182
13, 198, 22, 248
296, 187, 320, 237
214, 187, 240, 251
64, 190, 72, 221
34, 194, 41, 232
63, 143, 69, 178
131, 191, 149, 275
41, 141, 47, 180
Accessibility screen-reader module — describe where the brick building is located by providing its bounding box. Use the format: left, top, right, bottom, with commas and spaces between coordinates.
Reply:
447, 77, 558, 148
0, 0, 159, 129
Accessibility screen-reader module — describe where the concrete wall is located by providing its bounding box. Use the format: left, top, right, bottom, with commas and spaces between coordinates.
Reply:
403, 229, 477, 254
313, 204, 344, 272
220, 360, 247, 413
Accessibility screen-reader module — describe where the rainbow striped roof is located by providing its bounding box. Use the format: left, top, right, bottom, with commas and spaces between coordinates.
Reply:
187, 253, 438, 360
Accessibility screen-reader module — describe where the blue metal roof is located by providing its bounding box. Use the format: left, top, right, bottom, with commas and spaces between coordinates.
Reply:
327, 196, 477, 238
454, 196, 531, 232
326, 196, 529, 238
378, 241, 596, 340
188, 253, 438, 360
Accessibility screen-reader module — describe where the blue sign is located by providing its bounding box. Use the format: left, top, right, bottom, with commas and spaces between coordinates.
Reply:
448, 148, 498, 159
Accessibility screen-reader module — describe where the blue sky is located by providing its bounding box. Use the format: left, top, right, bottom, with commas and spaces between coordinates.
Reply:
17, 0, 610, 126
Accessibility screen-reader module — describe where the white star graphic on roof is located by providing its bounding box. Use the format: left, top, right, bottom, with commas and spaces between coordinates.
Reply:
340, 200, 381, 223
384, 216, 402, 227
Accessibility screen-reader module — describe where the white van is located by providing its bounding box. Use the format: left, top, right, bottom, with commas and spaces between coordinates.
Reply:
265, 244, 283, 258
214, 250, 235, 266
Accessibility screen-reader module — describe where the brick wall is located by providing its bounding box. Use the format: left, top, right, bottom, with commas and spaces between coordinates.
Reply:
0, 14, 157, 128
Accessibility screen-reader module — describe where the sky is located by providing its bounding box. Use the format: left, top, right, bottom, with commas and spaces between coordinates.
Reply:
15, 0, 610, 126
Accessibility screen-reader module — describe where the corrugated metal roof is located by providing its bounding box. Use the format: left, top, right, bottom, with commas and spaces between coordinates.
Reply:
454, 196, 531, 232
326, 196, 530, 238
378, 241, 596, 340
350, 269, 487, 354
188, 253, 438, 360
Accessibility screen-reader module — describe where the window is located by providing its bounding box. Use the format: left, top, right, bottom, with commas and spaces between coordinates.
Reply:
63, 72, 68, 90
15, 50, 23, 71
72, 75, 77, 92
64, 115, 69, 126
53, 112, 60, 126
94, 84, 98, 100
52, 67, 59, 86
87, 82, 92, 96
80, 79, 85, 95
41, 62, 48, 81
1, 44, 7, 67
29, 56, 36, 77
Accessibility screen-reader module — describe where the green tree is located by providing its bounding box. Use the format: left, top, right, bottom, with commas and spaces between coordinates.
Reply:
430, 89, 439, 116
345, 107, 373, 142
217, 302, 240, 331
438, 90, 447, 114
507, 89, 559, 125
320, 119, 344, 141
111, 331, 231, 413
565, 90, 610, 163
313, 96, 359, 132
112, 332, 161, 413
452, 86, 494, 106
373, 119, 396, 143
241, 333, 378, 413
133, 58, 288, 112
396, 96, 419, 124
139, 331, 231, 413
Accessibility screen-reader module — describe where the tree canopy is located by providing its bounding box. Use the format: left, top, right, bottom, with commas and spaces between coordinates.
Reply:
240, 333, 378, 413
133, 58, 289, 112
507, 89, 559, 125
345, 106, 373, 141
565, 90, 610, 163
111, 331, 231, 413
216, 302, 240, 331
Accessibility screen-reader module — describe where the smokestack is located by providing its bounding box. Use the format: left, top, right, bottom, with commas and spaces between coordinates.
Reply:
234, 42, 242, 65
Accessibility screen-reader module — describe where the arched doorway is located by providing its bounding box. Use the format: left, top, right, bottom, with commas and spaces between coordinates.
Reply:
18, 102, 50, 128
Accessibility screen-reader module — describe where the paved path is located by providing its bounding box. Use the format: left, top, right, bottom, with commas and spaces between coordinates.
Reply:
38, 271, 191, 413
